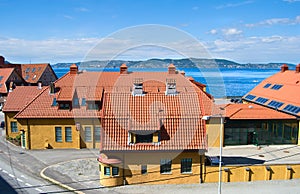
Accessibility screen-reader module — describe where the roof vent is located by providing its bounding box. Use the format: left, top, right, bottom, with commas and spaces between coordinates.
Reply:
132, 78, 144, 96
70, 64, 78, 75
296, 64, 300, 73
38, 82, 42, 90
168, 64, 176, 74
281, 64, 288, 72
120, 63, 128, 74
165, 78, 177, 95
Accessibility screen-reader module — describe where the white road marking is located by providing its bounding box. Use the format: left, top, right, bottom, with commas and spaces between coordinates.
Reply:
8, 173, 15, 178
2, 170, 8, 174
0, 168, 2, 170
25, 183, 32, 187
16, 178, 24, 183
21, 175, 28, 179
35, 188, 43, 192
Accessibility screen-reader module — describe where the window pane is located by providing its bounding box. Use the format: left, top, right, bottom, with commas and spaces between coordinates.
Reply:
160, 159, 172, 174
85, 127, 92, 142
112, 167, 119, 176
104, 167, 110, 176
181, 158, 192, 173
55, 127, 62, 142
11, 122, 18, 133
94, 126, 101, 142
141, 165, 147, 174
65, 127, 72, 142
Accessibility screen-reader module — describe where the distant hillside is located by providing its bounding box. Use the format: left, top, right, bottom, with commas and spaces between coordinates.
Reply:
52, 58, 296, 69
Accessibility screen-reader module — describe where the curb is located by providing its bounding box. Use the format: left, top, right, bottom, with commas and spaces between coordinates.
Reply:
40, 165, 85, 194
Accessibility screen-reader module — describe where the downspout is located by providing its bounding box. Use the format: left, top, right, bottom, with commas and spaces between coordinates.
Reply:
123, 153, 125, 185
27, 119, 31, 149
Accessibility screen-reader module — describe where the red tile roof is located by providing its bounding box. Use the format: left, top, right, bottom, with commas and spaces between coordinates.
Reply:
0, 68, 15, 93
2, 86, 43, 112
21, 63, 57, 84
14, 64, 212, 151
224, 103, 296, 120
243, 66, 300, 117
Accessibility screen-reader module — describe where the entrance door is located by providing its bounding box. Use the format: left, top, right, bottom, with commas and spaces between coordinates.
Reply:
21, 132, 26, 148
247, 132, 253, 144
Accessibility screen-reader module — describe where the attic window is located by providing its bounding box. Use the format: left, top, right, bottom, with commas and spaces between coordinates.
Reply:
25, 68, 30, 73
52, 98, 57, 106
263, 83, 271, 88
128, 131, 160, 144
283, 104, 300, 114
271, 84, 283, 90
255, 97, 269, 104
59, 103, 70, 110
25, 75, 29, 80
32, 68, 36, 73
0, 76, 3, 81
81, 98, 86, 106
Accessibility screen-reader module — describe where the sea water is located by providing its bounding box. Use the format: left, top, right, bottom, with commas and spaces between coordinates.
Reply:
53, 67, 278, 98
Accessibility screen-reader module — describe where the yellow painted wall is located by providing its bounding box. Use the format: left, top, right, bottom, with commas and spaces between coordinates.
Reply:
17, 118, 102, 149
206, 117, 223, 147
99, 151, 204, 186
4, 112, 21, 138
203, 164, 300, 183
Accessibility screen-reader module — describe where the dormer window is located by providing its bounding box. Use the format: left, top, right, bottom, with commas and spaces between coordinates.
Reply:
59, 103, 70, 110
73, 98, 79, 107
81, 98, 86, 106
87, 102, 100, 110
132, 78, 144, 96
128, 131, 160, 145
165, 78, 177, 96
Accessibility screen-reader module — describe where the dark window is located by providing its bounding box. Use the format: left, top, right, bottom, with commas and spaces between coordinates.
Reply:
87, 103, 99, 110
59, 103, 70, 110
55, 127, 62, 142
141, 165, 147, 174
136, 133, 153, 143
263, 83, 272, 88
104, 167, 110, 176
112, 167, 119, 176
11, 121, 18, 133
271, 84, 283, 90
160, 159, 172, 174
65, 127, 72, 142
73, 98, 79, 107
94, 126, 101, 142
255, 97, 269, 104
81, 98, 86, 106
181, 158, 192, 173
52, 98, 57, 106
32, 68, 36, 73
244, 94, 256, 101
283, 104, 300, 114
85, 126, 92, 142
0, 76, 3, 81
268, 100, 284, 109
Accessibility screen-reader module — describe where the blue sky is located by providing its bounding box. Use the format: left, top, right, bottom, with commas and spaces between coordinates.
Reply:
0, 0, 300, 64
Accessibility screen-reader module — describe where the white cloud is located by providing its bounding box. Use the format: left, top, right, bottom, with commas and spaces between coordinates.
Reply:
63, 15, 73, 20
216, 1, 253, 9
222, 28, 243, 36
283, 0, 300, 3
75, 7, 90, 12
246, 15, 300, 27
209, 29, 218, 35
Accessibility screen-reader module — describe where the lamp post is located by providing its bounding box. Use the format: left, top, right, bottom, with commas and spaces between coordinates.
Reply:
218, 115, 224, 194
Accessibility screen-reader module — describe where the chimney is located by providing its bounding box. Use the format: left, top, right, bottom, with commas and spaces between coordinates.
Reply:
70, 64, 78, 75
132, 78, 144, 96
168, 64, 176, 74
165, 78, 177, 95
0, 56, 5, 68
120, 63, 128, 74
49, 82, 55, 94
296, 64, 300, 73
9, 82, 13, 92
38, 82, 42, 90
281, 64, 288, 72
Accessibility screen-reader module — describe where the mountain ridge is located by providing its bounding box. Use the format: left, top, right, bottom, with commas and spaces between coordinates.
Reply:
51, 58, 296, 69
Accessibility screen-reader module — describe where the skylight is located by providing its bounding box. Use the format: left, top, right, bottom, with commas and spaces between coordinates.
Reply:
263, 83, 271, 88
52, 98, 57, 106
0, 76, 3, 81
244, 94, 256, 101
268, 100, 284, 109
255, 97, 269, 104
283, 104, 300, 114
271, 84, 283, 90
